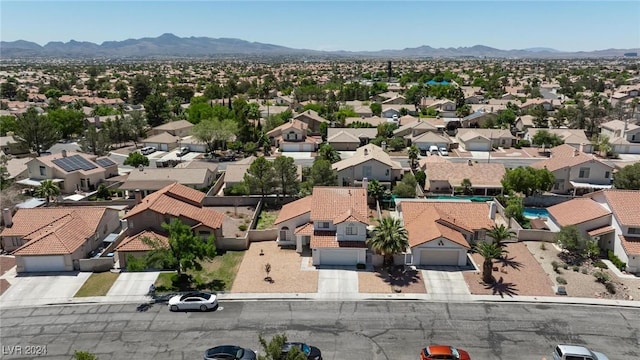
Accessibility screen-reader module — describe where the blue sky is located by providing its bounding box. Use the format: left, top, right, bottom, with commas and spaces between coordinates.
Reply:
1, 1, 639, 51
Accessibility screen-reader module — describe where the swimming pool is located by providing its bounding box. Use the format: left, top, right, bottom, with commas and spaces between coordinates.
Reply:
523, 207, 549, 219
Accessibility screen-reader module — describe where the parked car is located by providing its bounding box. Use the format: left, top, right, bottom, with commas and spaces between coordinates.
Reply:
552, 344, 609, 360
203, 345, 256, 360
140, 146, 156, 155
420, 345, 470, 360
177, 146, 190, 156
281, 342, 322, 360
168, 292, 218, 312
429, 145, 439, 155
439, 147, 449, 156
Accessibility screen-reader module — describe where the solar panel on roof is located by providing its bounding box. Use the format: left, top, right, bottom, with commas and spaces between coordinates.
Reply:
52, 154, 98, 172
96, 158, 116, 167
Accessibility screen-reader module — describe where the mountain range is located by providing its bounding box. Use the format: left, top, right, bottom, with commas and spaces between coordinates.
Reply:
1, 33, 638, 59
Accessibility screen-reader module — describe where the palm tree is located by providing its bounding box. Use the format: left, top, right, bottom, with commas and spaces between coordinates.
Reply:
408, 145, 419, 169
474, 241, 503, 284
486, 224, 516, 249
460, 178, 472, 195
35, 179, 60, 206
368, 217, 409, 267
367, 179, 385, 205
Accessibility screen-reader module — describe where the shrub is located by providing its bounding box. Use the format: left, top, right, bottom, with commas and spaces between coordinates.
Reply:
593, 271, 610, 284
593, 260, 607, 269
551, 261, 561, 272
556, 276, 567, 285
607, 250, 626, 271
562, 263, 569, 270
238, 224, 248, 231
605, 282, 616, 294
581, 268, 588, 274
540, 243, 546, 251
356, 263, 366, 270
572, 265, 579, 272
517, 139, 531, 148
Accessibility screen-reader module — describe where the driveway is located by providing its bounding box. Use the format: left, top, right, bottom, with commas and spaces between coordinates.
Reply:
107, 271, 160, 298
317, 268, 359, 299
421, 267, 471, 301
0, 271, 92, 308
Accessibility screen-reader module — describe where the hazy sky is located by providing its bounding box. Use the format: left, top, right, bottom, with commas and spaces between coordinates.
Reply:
1, 1, 639, 52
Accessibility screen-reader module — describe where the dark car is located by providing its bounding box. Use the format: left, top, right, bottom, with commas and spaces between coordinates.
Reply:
281, 342, 322, 360
204, 345, 257, 360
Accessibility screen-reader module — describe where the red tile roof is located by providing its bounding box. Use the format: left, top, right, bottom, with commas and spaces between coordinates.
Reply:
116, 230, 169, 252
295, 223, 314, 236
124, 183, 223, 230
547, 198, 610, 227
310, 187, 368, 225
619, 235, 640, 255
309, 231, 367, 248
597, 190, 640, 227
531, 144, 611, 172
273, 196, 313, 225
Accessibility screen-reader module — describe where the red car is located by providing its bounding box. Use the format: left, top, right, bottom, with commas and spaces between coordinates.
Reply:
420, 345, 471, 360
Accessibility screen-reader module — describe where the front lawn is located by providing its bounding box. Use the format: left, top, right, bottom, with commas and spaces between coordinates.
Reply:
256, 210, 278, 230
155, 250, 245, 292
74, 272, 119, 297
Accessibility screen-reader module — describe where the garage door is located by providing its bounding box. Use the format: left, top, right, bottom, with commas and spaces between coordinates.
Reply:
465, 141, 490, 151
319, 250, 359, 266
21, 255, 66, 272
420, 250, 460, 266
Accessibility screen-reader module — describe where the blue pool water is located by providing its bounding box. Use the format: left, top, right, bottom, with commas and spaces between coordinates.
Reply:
523, 207, 549, 219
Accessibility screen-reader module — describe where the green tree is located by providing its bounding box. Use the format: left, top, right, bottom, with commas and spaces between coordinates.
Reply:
555, 225, 582, 253
123, 152, 150, 167
501, 166, 555, 196
474, 241, 503, 283
591, 134, 611, 158
257, 334, 306, 360
0, 115, 18, 136
408, 145, 419, 169
368, 217, 409, 267
144, 93, 171, 127
0, 155, 10, 190
583, 239, 600, 260
47, 108, 85, 139
244, 156, 277, 197
95, 184, 111, 200
131, 75, 151, 105
73, 350, 98, 360
530, 104, 548, 128
273, 156, 299, 199
460, 178, 473, 195
370, 102, 382, 116
35, 179, 60, 205
414, 170, 426, 189
317, 144, 341, 163
143, 218, 217, 275
0, 81, 18, 100
13, 107, 60, 155
613, 162, 640, 190
191, 117, 237, 154
309, 159, 337, 187
532, 130, 564, 149
125, 111, 149, 149
486, 224, 516, 249
168, 84, 195, 104
504, 196, 525, 224
393, 174, 417, 198
367, 179, 385, 204
79, 125, 111, 156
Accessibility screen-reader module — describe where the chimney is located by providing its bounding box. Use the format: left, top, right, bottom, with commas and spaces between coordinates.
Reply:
364, 148, 369, 156
468, 159, 473, 166
488, 202, 496, 220
579, 143, 585, 153
61, 149, 67, 157
362, 177, 369, 190
381, 141, 387, 151
134, 189, 142, 204
574, 147, 579, 157
2, 208, 13, 228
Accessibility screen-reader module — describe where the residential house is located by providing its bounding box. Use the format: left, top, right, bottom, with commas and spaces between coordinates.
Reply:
122, 182, 224, 249
588, 190, 640, 273
0, 134, 29, 156
393, 119, 440, 139
460, 111, 498, 128
424, 99, 456, 112
149, 119, 194, 137
273, 187, 369, 266
455, 128, 516, 151
18, 150, 118, 194
327, 128, 377, 151
344, 116, 390, 128
514, 115, 535, 132
114, 230, 168, 269
524, 128, 593, 153
266, 119, 320, 152
332, 144, 403, 187
397, 200, 496, 266
531, 144, 613, 195
119, 167, 216, 197
371, 91, 400, 102
546, 197, 613, 247
382, 104, 418, 117
293, 109, 328, 133
520, 99, 554, 111
142, 132, 181, 152
84, 114, 130, 129
222, 156, 256, 189
421, 161, 505, 195
600, 119, 640, 154
0, 206, 120, 272
381, 95, 407, 105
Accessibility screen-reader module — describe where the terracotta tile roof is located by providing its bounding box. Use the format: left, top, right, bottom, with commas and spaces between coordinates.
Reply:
116, 230, 169, 252
124, 183, 223, 230
597, 190, 640, 227
547, 198, 610, 227
153, 120, 193, 131
531, 144, 611, 172
423, 162, 506, 189
1, 207, 108, 238
332, 144, 402, 172
266, 119, 308, 138
274, 196, 313, 225
310, 231, 368, 248
294, 222, 314, 235
587, 226, 615, 237
310, 187, 368, 225
333, 208, 369, 225
619, 235, 640, 255
400, 201, 493, 248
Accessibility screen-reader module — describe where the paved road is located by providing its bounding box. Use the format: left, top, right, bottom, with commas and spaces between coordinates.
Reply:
1, 301, 638, 360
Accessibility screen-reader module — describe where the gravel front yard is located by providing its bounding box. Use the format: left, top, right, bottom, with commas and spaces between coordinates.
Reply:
359, 266, 426, 294
524, 241, 640, 301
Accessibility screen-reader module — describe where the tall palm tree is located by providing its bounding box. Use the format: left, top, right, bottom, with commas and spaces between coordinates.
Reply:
486, 224, 516, 249
368, 217, 409, 267
460, 178, 472, 195
474, 241, 503, 284
407, 145, 419, 169
35, 179, 60, 206
367, 179, 385, 205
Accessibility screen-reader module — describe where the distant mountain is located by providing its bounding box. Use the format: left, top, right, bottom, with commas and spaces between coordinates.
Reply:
1, 34, 638, 59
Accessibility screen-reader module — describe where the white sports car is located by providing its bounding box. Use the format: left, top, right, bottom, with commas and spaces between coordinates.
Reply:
168, 292, 218, 312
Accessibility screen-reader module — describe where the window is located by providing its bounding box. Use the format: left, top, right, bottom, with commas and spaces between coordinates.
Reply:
318, 222, 330, 229
346, 224, 358, 235
604, 171, 610, 179
578, 167, 590, 178
629, 227, 640, 235
198, 230, 210, 236
362, 166, 372, 178
80, 179, 86, 188
39, 166, 46, 176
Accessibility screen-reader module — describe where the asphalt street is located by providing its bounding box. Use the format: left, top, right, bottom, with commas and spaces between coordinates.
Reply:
0, 301, 638, 360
